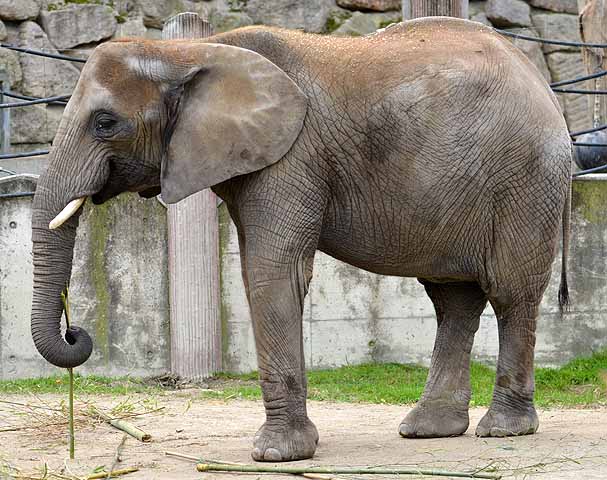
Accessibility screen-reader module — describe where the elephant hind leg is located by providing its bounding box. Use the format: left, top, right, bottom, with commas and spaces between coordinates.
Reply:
400, 281, 487, 438
476, 289, 545, 437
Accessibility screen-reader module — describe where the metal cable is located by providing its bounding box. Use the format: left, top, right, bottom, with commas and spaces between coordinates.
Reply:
573, 163, 607, 176
550, 69, 607, 87
0, 90, 67, 105
495, 28, 607, 48
0, 191, 35, 199
0, 94, 71, 108
572, 142, 607, 146
570, 123, 607, 137
0, 150, 49, 159
553, 87, 607, 94
0, 43, 86, 63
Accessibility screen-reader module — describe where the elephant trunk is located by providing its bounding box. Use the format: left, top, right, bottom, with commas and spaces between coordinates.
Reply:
31, 172, 93, 369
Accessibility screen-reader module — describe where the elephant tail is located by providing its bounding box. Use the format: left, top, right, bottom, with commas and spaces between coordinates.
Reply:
558, 180, 571, 315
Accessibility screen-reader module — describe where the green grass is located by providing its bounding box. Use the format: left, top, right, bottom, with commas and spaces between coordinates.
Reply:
1, 350, 605, 408
0, 374, 157, 396
202, 350, 607, 408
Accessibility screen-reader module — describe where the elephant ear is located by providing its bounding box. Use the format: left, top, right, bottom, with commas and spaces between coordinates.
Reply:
160, 43, 307, 204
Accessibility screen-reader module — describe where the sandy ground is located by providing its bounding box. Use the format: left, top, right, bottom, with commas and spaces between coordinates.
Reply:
0, 392, 606, 479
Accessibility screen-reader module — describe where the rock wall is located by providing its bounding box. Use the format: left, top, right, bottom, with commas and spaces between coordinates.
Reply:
0, 0, 595, 174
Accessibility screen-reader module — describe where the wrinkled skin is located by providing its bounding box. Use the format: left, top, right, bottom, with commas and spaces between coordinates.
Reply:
31, 18, 572, 462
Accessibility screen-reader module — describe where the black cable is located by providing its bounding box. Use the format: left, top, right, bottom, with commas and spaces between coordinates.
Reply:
0, 191, 35, 199
495, 28, 607, 48
550, 69, 607, 87
0, 150, 49, 159
570, 124, 607, 137
553, 87, 607, 94
0, 94, 71, 108
0, 43, 86, 63
572, 142, 607, 146
1, 90, 68, 106
0, 167, 17, 175
573, 163, 607, 176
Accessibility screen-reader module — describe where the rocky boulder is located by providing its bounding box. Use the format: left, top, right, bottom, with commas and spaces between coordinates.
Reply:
0, 0, 39, 21
244, 0, 335, 32
486, 0, 532, 28
532, 12, 582, 53
526, 0, 578, 14
39, 4, 118, 50
18, 21, 81, 98
336, 0, 401, 12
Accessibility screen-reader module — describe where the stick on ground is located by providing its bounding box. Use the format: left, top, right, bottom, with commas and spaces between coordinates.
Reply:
195, 463, 502, 479
91, 407, 151, 442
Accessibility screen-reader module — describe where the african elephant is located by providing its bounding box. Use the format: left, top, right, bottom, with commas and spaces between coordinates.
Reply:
31, 17, 572, 462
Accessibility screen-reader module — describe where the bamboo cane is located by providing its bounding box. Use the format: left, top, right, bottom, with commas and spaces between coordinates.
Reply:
91, 407, 151, 442
196, 463, 502, 479
86, 467, 139, 479
61, 288, 75, 460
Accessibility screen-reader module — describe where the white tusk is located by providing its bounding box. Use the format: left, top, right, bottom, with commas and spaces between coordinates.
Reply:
49, 197, 86, 230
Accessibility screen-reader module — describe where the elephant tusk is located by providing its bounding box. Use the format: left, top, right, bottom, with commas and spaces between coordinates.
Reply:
49, 197, 86, 230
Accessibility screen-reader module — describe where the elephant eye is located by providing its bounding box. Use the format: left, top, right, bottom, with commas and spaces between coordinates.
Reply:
94, 112, 118, 137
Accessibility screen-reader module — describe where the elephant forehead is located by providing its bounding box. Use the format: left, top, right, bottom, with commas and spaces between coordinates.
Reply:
84, 47, 162, 112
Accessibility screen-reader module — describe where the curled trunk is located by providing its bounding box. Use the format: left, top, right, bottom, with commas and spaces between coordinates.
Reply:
31, 174, 93, 369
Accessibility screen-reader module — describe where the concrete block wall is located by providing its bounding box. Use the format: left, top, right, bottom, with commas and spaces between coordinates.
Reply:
0, 175, 169, 379
220, 176, 607, 373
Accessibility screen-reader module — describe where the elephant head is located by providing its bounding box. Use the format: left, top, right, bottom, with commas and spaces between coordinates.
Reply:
31, 38, 307, 368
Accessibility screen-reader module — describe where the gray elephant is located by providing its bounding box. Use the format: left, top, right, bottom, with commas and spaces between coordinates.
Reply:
31, 17, 572, 462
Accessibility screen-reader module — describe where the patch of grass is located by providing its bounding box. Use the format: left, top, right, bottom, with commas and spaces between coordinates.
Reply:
1, 351, 605, 407
202, 350, 607, 407
0, 374, 158, 396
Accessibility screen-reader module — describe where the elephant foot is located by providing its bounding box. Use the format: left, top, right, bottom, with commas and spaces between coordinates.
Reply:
252, 417, 319, 462
475, 406, 538, 437
399, 400, 469, 438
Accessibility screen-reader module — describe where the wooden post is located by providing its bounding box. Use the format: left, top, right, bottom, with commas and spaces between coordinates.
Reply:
579, 0, 607, 128
403, 0, 468, 19
162, 13, 221, 380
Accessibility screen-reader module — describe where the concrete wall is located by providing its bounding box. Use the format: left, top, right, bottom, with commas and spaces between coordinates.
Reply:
220, 175, 607, 372
0, 175, 169, 379
1, 175, 606, 379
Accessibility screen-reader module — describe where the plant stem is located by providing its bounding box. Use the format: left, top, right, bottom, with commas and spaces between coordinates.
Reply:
91, 407, 151, 442
195, 463, 502, 479
68, 367, 74, 459
86, 467, 139, 479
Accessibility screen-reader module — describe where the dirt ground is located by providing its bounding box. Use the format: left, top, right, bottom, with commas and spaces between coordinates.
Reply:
1, 392, 606, 479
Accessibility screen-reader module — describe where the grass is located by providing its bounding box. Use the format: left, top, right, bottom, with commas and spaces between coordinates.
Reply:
1, 350, 605, 407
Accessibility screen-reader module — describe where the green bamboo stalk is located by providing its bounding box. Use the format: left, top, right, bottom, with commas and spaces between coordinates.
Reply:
86, 467, 139, 479
195, 463, 502, 479
91, 407, 151, 442
61, 288, 75, 460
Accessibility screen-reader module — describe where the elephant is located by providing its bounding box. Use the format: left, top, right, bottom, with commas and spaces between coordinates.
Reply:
31, 17, 572, 462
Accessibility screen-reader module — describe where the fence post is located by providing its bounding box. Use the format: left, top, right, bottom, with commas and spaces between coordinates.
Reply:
403, 0, 468, 19
161, 13, 222, 381
579, 0, 607, 127
0, 71, 10, 153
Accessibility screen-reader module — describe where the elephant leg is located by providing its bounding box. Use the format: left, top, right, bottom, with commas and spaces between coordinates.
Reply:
476, 294, 541, 437
400, 281, 487, 438
237, 216, 319, 462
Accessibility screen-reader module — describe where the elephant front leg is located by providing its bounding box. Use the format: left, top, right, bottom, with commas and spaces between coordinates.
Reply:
400, 282, 487, 438
246, 255, 318, 462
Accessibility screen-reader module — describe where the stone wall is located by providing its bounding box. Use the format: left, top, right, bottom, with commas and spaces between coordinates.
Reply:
0, 0, 595, 175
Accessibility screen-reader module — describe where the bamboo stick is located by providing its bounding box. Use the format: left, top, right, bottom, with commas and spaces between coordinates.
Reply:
86, 467, 139, 479
61, 288, 75, 460
195, 463, 502, 479
91, 407, 151, 442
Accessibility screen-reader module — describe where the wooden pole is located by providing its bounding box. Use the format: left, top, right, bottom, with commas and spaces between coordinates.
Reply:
579, 0, 607, 127
162, 13, 221, 381
403, 0, 468, 19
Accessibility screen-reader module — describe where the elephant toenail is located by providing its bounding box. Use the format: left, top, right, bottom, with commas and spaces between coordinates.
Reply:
264, 448, 282, 461
251, 448, 263, 460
